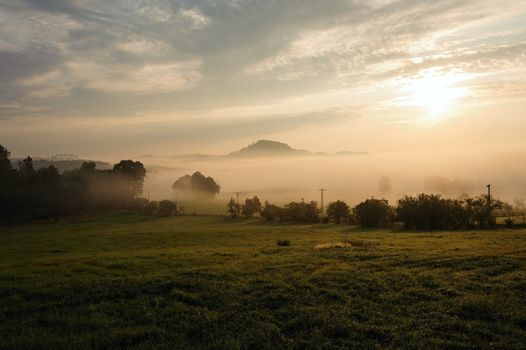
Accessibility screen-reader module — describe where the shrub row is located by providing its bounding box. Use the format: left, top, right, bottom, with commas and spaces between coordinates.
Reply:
257, 194, 503, 230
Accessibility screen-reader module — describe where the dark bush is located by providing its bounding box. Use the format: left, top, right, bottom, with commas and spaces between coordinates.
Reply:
353, 198, 393, 227
397, 194, 503, 230
242, 196, 262, 218
277, 240, 290, 246
326, 200, 350, 223
158, 200, 177, 216
261, 202, 284, 222
283, 201, 319, 223
143, 201, 158, 215
130, 198, 149, 211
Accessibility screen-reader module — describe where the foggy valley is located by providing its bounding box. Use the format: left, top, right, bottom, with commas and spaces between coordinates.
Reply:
2, 0, 526, 348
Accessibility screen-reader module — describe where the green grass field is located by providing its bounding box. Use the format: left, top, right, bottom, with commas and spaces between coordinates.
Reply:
1, 215, 525, 349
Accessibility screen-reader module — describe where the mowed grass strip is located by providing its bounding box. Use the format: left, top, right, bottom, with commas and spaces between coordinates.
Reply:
1, 214, 525, 349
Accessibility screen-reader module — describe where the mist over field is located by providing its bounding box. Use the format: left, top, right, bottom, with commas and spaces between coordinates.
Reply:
141, 148, 526, 206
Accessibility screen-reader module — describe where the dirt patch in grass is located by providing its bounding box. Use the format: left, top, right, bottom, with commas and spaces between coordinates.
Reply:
315, 242, 352, 250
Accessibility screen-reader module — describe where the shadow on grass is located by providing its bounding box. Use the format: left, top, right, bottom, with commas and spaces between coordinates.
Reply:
342, 226, 389, 234
65, 213, 158, 225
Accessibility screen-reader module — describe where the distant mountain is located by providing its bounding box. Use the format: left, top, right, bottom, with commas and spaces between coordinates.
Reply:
227, 140, 367, 158
142, 140, 368, 162
227, 140, 311, 158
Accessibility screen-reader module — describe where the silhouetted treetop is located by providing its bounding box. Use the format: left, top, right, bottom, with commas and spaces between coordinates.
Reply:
0, 145, 12, 175
80, 161, 97, 173
172, 171, 220, 199
327, 200, 350, 223
112, 160, 146, 197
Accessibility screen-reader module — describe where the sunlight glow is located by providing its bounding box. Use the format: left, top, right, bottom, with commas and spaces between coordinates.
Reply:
395, 68, 472, 122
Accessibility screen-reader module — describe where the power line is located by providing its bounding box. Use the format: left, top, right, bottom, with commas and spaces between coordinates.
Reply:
487, 184, 492, 224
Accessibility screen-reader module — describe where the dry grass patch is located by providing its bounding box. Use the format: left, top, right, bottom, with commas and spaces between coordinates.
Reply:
314, 241, 352, 250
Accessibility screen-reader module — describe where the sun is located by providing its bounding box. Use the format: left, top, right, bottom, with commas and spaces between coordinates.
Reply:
396, 68, 471, 122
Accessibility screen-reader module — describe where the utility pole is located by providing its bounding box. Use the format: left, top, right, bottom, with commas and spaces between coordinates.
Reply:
487, 184, 491, 227
235, 192, 242, 216
319, 189, 326, 217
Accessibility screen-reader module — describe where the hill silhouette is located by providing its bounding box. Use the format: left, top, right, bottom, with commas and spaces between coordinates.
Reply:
227, 140, 311, 157
160, 140, 367, 161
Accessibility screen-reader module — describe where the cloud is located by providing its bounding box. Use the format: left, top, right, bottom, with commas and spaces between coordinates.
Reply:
0, 0, 525, 153
245, 0, 523, 81
99, 62, 202, 93
0, 48, 62, 82
177, 8, 210, 30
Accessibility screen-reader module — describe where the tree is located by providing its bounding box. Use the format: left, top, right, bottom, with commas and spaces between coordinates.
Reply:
227, 198, 240, 218
36, 165, 60, 218
396, 194, 448, 230
191, 171, 220, 199
378, 176, 392, 194
514, 198, 525, 212
172, 175, 192, 194
241, 196, 262, 218
0, 145, 15, 222
0, 145, 11, 176
465, 194, 502, 229
17, 157, 39, 217
353, 198, 393, 227
18, 157, 37, 182
327, 200, 350, 223
112, 160, 146, 198
396, 193, 503, 230
80, 161, 97, 174
261, 201, 284, 222
143, 201, 158, 215
0, 148, 151, 222
251, 196, 262, 213
172, 171, 221, 200
158, 200, 176, 216
283, 201, 319, 223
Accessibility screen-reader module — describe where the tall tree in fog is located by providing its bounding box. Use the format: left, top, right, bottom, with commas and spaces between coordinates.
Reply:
0, 146, 15, 221
378, 176, 392, 195
113, 160, 146, 198
172, 171, 221, 200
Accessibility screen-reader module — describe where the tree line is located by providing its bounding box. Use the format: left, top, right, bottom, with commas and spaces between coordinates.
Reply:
227, 193, 509, 230
1, 143, 516, 230
0, 145, 147, 223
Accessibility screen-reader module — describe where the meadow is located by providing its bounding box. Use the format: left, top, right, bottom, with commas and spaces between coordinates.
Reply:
1, 215, 525, 349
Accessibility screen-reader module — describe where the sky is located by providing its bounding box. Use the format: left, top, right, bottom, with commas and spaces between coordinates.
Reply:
1, 0, 526, 159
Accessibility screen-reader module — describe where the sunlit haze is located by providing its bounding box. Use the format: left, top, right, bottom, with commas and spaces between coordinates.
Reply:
1, 0, 526, 201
